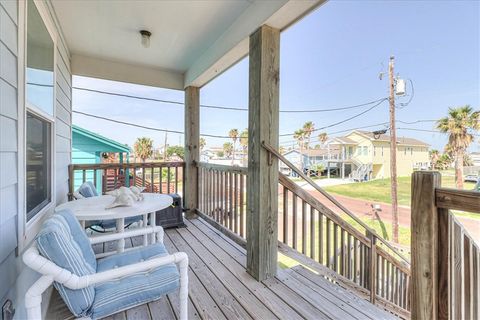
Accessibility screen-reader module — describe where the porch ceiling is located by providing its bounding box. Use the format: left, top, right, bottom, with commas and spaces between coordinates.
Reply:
50, 0, 324, 90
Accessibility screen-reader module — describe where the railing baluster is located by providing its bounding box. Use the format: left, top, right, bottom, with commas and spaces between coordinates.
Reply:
167, 167, 171, 193
234, 173, 238, 234
347, 234, 352, 280
150, 167, 154, 192
292, 195, 297, 250
302, 200, 307, 254
333, 223, 338, 272
283, 187, 288, 245
82, 170, 86, 183
175, 166, 178, 194
353, 238, 359, 284
340, 228, 345, 276
310, 206, 315, 260
159, 166, 163, 193
240, 173, 244, 237
228, 172, 233, 231
142, 166, 146, 188
326, 218, 331, 269
318, 212, 324, 265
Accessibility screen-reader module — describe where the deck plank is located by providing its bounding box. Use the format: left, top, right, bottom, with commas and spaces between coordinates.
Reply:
165, 230, 253, 320
163, 234, 227, 320
148, 296, 176, 320
184, 219, 303, 320
189, 218, 331, 320
292, 265, 396, 319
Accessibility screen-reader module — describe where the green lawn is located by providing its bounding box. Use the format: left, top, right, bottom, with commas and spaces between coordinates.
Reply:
324, 175, 475, 207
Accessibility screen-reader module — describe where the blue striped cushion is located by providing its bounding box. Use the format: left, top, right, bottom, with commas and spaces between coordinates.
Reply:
77, 181, 98, 198
91, 243, 179, 319
36, 209, 96, 317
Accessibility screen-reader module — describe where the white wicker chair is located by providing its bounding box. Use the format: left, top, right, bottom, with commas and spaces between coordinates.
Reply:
23, 215, 188, 320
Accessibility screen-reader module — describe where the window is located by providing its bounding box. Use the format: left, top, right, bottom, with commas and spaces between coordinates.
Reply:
26, 112, 51, 221
25, 0, 55, 222
363, 146, 368, 156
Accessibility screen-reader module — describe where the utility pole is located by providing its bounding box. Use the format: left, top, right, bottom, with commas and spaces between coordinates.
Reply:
389, 56, 399, 243
164, 132, 168, 161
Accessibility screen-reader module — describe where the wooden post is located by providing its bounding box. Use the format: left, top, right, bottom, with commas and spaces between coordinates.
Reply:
411, 171, 442, 319
367, 231, 377, 304
184, 86, 200, 219
247, 25, 280, 281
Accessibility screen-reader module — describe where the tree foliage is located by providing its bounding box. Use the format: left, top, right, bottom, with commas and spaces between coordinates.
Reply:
134, 137, 154, 162
437, 105, 479, 188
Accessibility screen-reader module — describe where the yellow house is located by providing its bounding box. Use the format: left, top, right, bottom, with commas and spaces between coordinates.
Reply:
329, 130, 430, 180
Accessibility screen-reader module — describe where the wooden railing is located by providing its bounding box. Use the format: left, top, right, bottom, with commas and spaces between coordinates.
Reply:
196, 162, 247, 239
263, 143, 411, 317
68, 162, 185, 200
411, 171, 479, 320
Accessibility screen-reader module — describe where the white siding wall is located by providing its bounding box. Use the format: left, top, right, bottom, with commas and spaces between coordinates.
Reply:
0, 0, 20, 304
0, 0, 72, 314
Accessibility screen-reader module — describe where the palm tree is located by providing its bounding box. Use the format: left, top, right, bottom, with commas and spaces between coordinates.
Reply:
302, 121, 315, 150
199, 137, 206, 151
437, 105, 479, 188
318, 132, 328, 145
429, 149, 440, 170
223, 142, 233, 159
294, 129, 306, 171
134, 137, 154, 162
240, 129, 248, 165
229, 129, 239, 164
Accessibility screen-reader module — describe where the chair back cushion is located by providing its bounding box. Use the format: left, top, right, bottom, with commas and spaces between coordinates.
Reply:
36, 209, 96, 317
77, 181, 99, 198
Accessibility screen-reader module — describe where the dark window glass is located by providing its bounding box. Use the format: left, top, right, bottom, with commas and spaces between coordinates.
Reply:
26, 112, 51, 221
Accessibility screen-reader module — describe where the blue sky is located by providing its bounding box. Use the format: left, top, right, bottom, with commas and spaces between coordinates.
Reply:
73, 0, 479, 152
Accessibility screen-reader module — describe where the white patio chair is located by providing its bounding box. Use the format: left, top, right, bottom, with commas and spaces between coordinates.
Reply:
22, 209, 188, 320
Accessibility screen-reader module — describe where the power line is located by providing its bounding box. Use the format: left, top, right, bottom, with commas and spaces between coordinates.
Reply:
73, 110, 230, 139
279, 98, 388, 137
72, 86, 386, 114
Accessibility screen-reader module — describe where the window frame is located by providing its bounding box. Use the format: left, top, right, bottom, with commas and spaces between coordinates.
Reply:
18, 0, 57, 251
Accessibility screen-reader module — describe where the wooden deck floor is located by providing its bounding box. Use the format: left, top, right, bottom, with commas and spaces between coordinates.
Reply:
47, 217, 397, 320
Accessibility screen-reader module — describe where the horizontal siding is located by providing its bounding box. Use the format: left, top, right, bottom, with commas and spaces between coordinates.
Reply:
0, 115, 17, 152
0, 79, 17, 120
0, 41, 17, 87
0, 0, 18, 304
55, 35, 72, 206
0, 6, 17, 54
0, 183, 16, 225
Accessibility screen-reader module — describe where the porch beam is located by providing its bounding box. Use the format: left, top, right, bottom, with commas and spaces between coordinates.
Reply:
246, 25, 280, 281
71, 54, 184, 90
184, 86, 200, 218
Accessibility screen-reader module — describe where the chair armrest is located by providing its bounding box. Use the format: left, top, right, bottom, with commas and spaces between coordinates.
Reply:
85, 252, 188, 287
23, 244, 187, 290
89, 225, 164, 245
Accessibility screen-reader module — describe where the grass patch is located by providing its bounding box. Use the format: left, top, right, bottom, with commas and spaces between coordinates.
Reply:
324, 175, 475, 207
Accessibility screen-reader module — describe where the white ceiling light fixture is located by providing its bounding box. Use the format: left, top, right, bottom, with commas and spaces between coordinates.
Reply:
140, 30, 151, 48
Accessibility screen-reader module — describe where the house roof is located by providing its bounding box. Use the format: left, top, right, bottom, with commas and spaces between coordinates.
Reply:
329, 137, 358, 145
352, 130, 430, 146
285, 148, 341, 157
72, 125, 131, 153
51, 0, 324, 89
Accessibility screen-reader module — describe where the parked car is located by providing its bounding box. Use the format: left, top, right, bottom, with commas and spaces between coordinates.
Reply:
464, 174, 479, 183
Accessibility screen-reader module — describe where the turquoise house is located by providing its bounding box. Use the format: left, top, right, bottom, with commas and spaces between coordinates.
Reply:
72, 125, 130, 190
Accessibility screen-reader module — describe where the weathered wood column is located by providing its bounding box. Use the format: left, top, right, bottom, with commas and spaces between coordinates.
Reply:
247, 25, 280, 281
411, 171, 442, 319
184, 86, 200, 219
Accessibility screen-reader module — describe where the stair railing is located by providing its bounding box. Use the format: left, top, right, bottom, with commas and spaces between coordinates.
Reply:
263, 142, 411, 317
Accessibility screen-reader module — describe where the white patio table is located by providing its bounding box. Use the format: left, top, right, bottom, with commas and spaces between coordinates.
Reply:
55, 193, 173, 253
